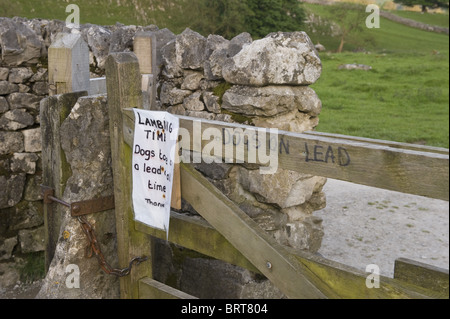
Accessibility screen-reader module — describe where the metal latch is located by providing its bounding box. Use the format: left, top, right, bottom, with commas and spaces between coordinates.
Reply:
40, 185, 148, 277
41, 185, 115, 217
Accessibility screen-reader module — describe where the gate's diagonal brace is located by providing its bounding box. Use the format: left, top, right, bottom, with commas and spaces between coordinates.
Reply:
40, 185, 147, 277
179, 163, 338, 299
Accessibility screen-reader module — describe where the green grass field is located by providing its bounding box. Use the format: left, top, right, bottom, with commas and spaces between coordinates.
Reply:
311, 50, 449, 147
303, 4, 449, 148
388, 10, 449, 28
2, 0, 449, 147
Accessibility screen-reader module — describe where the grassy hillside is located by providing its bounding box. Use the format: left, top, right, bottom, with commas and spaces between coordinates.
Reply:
2, 0, 448, 147
311, 51, 449, 147
303, 3, 449, 147
2, 0, 188, 31
387, 9, 449, 28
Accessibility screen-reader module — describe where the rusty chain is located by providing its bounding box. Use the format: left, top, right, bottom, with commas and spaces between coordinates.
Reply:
77, 215, 148, 277
40, 185, 147, 277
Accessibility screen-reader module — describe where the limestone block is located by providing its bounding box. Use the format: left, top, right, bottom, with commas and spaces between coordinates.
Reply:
24, 174, 43, 202
0, 262, 20, 288
228, 32, 252, 57
8, 67, 34, 83
239, 168, 326, 209
274, 216, 324, 252
0, 96, 9, 113
176, 28, 206, 70
32, 82, 49, 96
253, 110, 319, 133
29, 68, 48, 82
82, 25, 112, 70
109, 25, 137, 53
222, 85, 298, 117
19, 226, 45, 253
161, 39, 183, 78
202, 91, 221, 114
18, 84, 30, 93
0, 174, 26, 209
10, 153, 39, 174
166, 104, 185, 115
0, 237, 18, 261
0, 81, 19, 95
7, 92, 42, 111
183, 91, 205, 111
160, 82, 191, 106
0, 131, 24, 155
184, 110, 215, 120
206, 47, 228, 80
204, 34, 229, 80
181, 71, 203, 91
37, 94, 119, 299
6, 200, 43, 231
0, 109, 35, 130
223, 31, 321, 86
22, 127, 42, 152
179, 257, 283, 298
0, 18, 42, 66
0, 68, 9, 81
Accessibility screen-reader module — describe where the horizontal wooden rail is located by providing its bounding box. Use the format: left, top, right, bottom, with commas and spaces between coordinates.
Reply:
394, 258, 449, 294
123, 108, 448, 298
123, 109, 449, 201
139, 277, 197, 299
303, 131, 449, 155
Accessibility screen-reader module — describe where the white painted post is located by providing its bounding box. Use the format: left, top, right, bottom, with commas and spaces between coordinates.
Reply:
48, 33, 90, 96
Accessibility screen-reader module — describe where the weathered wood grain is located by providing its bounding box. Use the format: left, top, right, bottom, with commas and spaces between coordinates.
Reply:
394, 258, 449, 294
139, 277, 198, 299
106, 52, 152, 299
48, 33, 90, 95
123, 111, 449, 201
303, 131, 449, 155
137, 208, 448, 298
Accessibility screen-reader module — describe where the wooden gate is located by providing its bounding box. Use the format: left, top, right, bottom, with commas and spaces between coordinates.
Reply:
105, 52, 449, 299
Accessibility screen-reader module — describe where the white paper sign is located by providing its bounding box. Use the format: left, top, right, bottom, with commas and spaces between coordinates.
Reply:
132, 109, 179, 235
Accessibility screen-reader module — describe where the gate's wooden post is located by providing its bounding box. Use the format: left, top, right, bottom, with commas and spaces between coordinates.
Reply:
133, 31, 156, 110
105, 52, 152, 299
40, 91, 88, 270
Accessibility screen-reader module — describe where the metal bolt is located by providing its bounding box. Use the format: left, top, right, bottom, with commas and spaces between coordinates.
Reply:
72, 204, 81, 214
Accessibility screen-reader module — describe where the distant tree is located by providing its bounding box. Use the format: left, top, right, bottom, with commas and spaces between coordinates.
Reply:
245, 0, 306, 38
329, 3, 372, 53
177, 0, 306, 39
393, 0, 450, 12
188, 0, 252, 39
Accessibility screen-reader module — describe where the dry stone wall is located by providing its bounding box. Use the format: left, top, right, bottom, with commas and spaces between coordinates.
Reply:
0, 17, 141, 288
149, 28, 327, 297
1, 16, 327, 298
152, 27, 326, 253
0, 17, 51, 288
